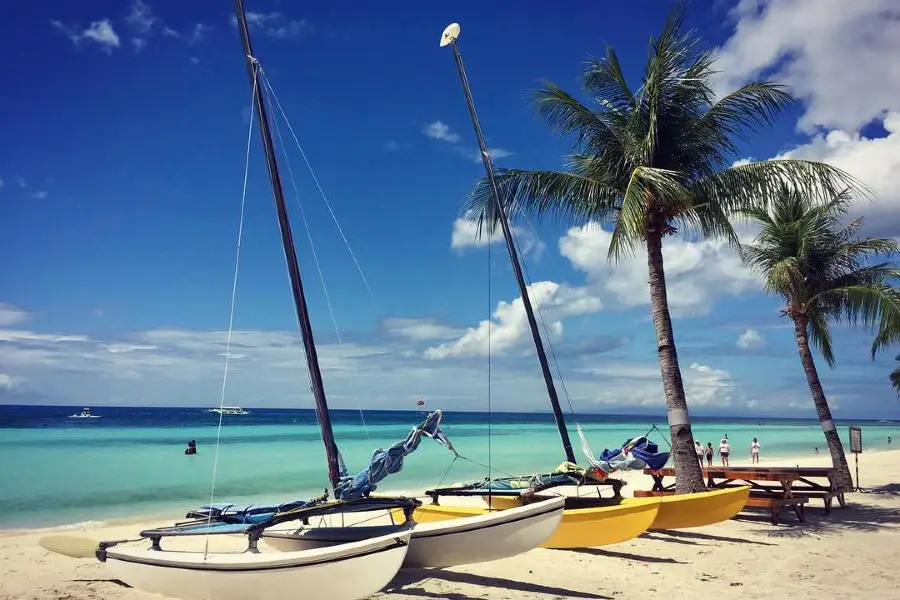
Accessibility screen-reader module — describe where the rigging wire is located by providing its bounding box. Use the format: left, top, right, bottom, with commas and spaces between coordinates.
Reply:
486, 200, 493, 508
203, 66, 258, 559
260, 71, 381, 313
259, 66, 372, 442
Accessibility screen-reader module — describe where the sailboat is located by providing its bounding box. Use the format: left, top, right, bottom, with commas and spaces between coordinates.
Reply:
133, 0, 563, 573
409, 23, 749, 545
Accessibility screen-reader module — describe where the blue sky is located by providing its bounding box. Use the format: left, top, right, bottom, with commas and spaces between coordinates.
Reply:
1, 0, 899, 419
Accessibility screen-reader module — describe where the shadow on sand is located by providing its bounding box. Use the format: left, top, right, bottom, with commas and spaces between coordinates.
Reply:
867, 483, 900, 496
385, 568, 613, 600
69, 579, 131, 588
646, 528, 776, 546
562, 546, 685, 564
736, 497, 900, 538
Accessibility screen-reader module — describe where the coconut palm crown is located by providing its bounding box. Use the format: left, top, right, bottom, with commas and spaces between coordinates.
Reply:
460, 5, 863, 493
738, 189, 900, 488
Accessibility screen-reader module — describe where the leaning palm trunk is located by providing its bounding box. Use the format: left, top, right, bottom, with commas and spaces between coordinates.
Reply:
793, 315, 854, 491
646, 229, 706, 493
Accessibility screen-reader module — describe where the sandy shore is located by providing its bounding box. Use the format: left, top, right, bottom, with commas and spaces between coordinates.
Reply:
2, 450, 898, 600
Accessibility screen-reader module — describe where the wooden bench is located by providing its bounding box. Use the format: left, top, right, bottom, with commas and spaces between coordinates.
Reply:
633, 490, 674, 498
744, 494, 809, 525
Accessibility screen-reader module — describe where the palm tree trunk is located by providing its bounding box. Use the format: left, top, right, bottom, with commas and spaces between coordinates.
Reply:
645, 228, 706, 493
792, 314, 854, 491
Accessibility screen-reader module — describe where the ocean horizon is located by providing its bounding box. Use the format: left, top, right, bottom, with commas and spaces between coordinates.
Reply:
2, 404, 897, 529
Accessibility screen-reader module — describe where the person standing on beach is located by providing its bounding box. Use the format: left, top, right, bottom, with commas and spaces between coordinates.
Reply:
695, 441, 705, 465
705, 442, 714, 467
750, 437, 760, 464
719, 437, 731, 467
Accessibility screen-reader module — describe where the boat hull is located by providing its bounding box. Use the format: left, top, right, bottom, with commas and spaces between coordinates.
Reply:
411, 497, 659, 549
623, 486, 751, 530
264, 497, 565, 568
102, 531, 411, 600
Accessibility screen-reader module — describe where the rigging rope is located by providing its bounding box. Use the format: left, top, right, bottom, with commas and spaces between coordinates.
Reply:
258, 65, 372, 442
203, 62, 258, 559
261, 72, 381, 313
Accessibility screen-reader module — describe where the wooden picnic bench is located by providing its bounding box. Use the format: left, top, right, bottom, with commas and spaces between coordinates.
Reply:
641, 466, 808, 525
706, 466, 846, 513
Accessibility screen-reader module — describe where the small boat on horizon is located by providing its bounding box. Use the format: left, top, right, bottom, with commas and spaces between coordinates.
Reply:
68, 408, 101, 419
208, 406, 250, 415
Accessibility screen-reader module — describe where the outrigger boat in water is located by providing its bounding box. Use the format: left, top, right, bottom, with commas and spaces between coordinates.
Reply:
410, 23, 749, 543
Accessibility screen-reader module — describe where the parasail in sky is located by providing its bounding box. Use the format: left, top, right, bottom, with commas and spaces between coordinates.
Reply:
416, 399, 425, 407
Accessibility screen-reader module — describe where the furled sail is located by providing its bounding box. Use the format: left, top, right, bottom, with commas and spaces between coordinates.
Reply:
335, 410, 457, 500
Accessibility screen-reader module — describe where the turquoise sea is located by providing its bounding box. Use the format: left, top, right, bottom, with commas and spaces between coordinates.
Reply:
1, 405, 897, 529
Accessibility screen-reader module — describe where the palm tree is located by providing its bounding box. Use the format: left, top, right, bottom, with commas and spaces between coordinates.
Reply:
462, 5, 860, 493
891, 357, 900, 398
739, 189, 900, 489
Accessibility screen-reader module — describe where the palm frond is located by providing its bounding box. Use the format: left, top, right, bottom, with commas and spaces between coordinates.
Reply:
461, 168, 620, 235
890, 356, 900, 398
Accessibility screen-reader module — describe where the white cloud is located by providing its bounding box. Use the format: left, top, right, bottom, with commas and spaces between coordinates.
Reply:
736, 328, 766, 350
422, 121, 514, 163
51, 19, 121, 52
434, 222, 764, 360
229, 12, 311, 39
458, 147, 514, 164
131, 38, 147, 52
715, 1, 900, 236
559, 223, 760, 317
126, 1, 156, 35
0, 178, 4, 190
382, 318, 464, 342
0, 303, 29, 327
773, 112, 900, 234
422, 121, 461, 144
449, 218, 546, 259
0, 310, 886, 416
580, 362, 737, 408
0, 373, 16, 390
424, 280, 603, 359
17, 178, 26, 188
713, 0, 900, 134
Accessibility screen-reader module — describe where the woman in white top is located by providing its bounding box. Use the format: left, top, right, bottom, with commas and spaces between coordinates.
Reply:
750, 437, 761, 464
695, 441, 705, 465
719, 438, 731, 466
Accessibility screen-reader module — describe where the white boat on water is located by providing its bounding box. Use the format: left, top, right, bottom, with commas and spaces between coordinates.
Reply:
68, 408, 101, 419
102, 530, 412, 600
263, 495, 565, 569
209, 406, 250, 415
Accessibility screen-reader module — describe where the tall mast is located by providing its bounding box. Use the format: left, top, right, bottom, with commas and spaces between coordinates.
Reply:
440, 25, 577, 464
235, 0, 343, 489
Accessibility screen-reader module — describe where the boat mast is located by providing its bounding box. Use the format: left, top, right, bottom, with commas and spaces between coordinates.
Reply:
440, 25, 577, 465
235, 0, 343, 489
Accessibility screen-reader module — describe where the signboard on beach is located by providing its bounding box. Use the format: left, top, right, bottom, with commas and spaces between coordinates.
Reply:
849, 426, 863, 454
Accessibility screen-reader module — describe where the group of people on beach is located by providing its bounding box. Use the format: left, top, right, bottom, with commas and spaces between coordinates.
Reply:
695, 435, 760, 467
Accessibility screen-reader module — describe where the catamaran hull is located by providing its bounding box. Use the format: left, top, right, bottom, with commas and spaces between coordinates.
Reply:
101, 531, 411, 600
623, 486, 751, 530
411, 497, 660, 549
263, 496, 565, 568
484, 486, 751, 531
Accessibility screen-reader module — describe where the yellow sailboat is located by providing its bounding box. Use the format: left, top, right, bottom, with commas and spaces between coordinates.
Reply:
427, 23, 745, 549
408, 496, 661, 549
624, 486, 751, 530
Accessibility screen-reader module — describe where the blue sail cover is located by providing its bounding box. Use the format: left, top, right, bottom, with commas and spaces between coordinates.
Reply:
334, 410, 456, 501
592, 436, 670, 473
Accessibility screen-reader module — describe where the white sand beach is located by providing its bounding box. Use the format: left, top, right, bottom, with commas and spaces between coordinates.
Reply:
2, 450, 898, 600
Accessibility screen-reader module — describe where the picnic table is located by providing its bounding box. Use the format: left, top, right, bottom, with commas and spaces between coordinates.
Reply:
707, 466, 847, 512
640, 466, 810, 525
